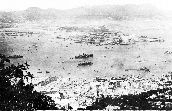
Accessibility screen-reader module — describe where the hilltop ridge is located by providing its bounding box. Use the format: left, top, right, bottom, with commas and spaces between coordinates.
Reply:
0, 4, 165, 23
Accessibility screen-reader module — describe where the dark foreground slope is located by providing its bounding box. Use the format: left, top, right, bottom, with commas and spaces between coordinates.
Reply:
0, 54, 58, 110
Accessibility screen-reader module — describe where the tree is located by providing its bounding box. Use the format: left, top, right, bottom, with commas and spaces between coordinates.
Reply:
0, 54, 58, 110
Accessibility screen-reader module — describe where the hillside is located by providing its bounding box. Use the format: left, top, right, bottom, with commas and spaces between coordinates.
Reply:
0, 4, 165, 23
66, 4, 163, 20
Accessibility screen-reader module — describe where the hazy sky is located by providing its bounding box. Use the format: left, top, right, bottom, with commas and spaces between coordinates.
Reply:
1, 0, 172, 11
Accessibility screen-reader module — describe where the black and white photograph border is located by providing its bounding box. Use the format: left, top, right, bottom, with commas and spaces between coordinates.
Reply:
0, 0, 172, 110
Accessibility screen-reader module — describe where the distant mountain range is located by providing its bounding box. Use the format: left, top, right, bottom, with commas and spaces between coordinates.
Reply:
0, 4, 166, 23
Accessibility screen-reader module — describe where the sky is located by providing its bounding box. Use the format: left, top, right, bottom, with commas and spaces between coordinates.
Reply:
0, 0, 172, 11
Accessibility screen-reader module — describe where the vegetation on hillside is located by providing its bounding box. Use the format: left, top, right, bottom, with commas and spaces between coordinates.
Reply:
0, 54, 58, 110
